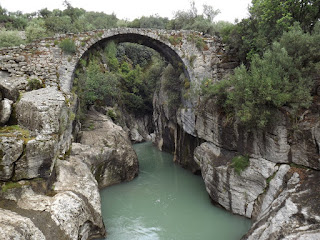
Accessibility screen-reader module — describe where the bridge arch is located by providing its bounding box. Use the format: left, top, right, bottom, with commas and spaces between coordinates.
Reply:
62, 28, 194, 93
0, 28, 226, 95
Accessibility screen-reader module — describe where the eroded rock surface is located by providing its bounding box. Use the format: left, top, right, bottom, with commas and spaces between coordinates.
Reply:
74, 109, 139, 188
0, 157, 106, 240
0, 98, 13, 125
187, 100, 320, 239
0, 135, 24, 181
7, 87, 76, 181
0, 208, 46, 240
194, 142, 278, 218
243, 167, 320, 240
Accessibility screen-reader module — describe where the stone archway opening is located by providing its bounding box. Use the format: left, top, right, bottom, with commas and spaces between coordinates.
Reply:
72, 32, 191, 145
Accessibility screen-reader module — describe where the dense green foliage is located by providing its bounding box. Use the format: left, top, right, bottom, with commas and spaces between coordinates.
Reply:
0, 30, 24, 47
162, 64, 185, 114
225, 0, 320, 63
231, 155, 250, 175
201, 0, 320, 130
58, 38, 77, 54
0, 1, 224, 46
73, 41, 166, 120
202, 22, 319, 129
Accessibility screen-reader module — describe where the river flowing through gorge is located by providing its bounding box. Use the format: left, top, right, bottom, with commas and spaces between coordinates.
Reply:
100, 142, 251, 240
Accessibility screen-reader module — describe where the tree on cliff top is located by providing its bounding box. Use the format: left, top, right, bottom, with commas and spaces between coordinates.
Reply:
226, 0, 320, 64
203, 23, 320, 129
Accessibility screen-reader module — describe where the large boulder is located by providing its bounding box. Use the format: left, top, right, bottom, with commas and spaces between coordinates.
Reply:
0, 209, 45, 240
0, 71, 28, 101
13, 135, 58, 180
74, 109, 139, 188
12, 87, 76, 180
0, 156, 106, 239
15, 87, 68, 135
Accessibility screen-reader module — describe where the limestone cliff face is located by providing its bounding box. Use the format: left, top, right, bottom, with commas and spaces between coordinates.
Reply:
152, 83, 320, 239
0, 85, 139, 239
0, 87, 75, 181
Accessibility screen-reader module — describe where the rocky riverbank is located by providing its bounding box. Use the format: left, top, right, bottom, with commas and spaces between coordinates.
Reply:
0, 83, 138, 239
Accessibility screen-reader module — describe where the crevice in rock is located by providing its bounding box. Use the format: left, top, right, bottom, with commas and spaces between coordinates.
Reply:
0, 199, 69, 240
226, 166, 232, 212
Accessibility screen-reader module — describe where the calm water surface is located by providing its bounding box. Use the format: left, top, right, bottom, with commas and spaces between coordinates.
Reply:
100, 142, 251, 240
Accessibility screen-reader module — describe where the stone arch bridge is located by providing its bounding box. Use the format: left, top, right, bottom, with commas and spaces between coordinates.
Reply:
0, 28, 237, 182
0, 28, 236, 94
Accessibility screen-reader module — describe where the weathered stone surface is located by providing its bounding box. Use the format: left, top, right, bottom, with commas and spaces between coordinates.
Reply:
54, 158, 102, 217
153, 73, 177, 153
15, 87, 67, 135
130, 128, 144, 142
0, 208, 45, 240
0, 98, 13, 125
52, 158, 106, 239
194, 142, 278, 217
13, 135, 58, 180
116, 111, 153, 143
191, 101, 291, 163
6, 156, 106, 239
0, 72, 28, 101
256, 164, 291, 219
76, 109, 139, 188
12, 87, 75, 180
177, 108, 196, 136
0, 135, 24, 181
244, 168, 320, 240
291, 122, 320, 170
50, 191, 104, 240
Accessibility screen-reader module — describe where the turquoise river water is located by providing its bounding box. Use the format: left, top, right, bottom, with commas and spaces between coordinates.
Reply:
100, 142, 251, 240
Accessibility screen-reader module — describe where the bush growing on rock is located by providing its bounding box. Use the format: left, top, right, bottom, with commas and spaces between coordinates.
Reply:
202, 28, 315, 129
59, 38, 77, 54
27, 78, 43, 90
0, 30, 25, 48
231, 155, 249, 175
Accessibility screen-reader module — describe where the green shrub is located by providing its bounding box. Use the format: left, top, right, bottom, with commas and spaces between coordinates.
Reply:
0, 30, 25, 48
202, 42, 312, 129
27, 78, 43, 90
189, 55, 197, 67
168, 36, 182, 46
195, 37, 207, 51
59, 38, 77, 54
231, 155, 250, 175
107, 109, 117, 121
1, 182, 23, 192
25, 19, 47, 42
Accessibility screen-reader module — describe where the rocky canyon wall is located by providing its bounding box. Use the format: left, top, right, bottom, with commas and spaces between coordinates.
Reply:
0, 79, 139, 239
153, 66, 320, 239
